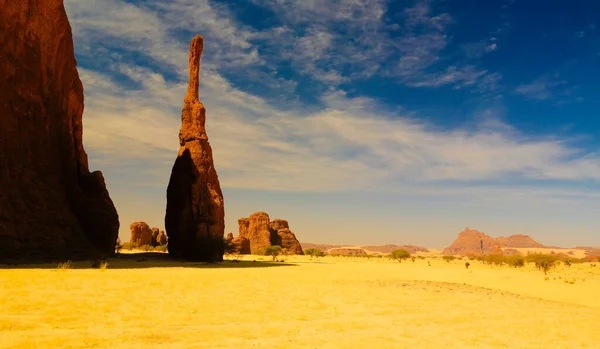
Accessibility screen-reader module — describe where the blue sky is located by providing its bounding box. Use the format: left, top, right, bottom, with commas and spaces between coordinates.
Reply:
63, 0, 600, 248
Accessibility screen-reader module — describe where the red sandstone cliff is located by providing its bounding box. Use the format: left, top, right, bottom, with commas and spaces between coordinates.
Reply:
0, 0, 119, 261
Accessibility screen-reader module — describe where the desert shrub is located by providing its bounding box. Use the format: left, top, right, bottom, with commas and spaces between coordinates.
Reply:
91, 259, 108, 269
223, 239, 236, 255
506, 255, 525, 268
155, 244, 168, 252
442, 255, 456, 263
139, 244, 154, 252
115, 237, 123, 253
417, 256, 426, 260
483, 254, 506, 266
390, 249, 411, 263
563, 258, 573, 267
57, 260, 72, 269
465, 261, 470, 269
305, 248, 326, 258
121, 242, 137, 251
264, 246, 282, 260
526, 253, 559, 274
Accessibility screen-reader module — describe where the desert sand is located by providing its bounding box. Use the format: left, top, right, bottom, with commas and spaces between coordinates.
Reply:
1, 254, 599, 349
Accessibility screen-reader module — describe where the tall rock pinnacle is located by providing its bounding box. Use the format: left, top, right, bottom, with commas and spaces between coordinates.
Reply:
165, 35, 225, 261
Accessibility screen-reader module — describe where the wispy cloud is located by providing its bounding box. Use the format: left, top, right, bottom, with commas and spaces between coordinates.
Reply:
64, 0, 600, 195
515, 73, 583, 105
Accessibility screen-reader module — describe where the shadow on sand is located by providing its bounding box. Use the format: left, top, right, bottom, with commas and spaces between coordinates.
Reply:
1, 252, 297, 270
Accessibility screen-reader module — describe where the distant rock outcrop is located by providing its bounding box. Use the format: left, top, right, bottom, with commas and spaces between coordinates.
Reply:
443, 227, 544, 256
165, 35, 225, 261
0, 0, 119, 261
156, 230, 168, 246
151, 227, 160, 246
362, 244, 429, 254
329, 247, 367, 256
301, 243, 429, 255
232, 212, 303, 255
495, 234, 543, 248
130, 222, 153, 247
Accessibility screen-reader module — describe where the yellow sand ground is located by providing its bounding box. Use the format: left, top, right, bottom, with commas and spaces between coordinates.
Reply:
1, 255, 599, 349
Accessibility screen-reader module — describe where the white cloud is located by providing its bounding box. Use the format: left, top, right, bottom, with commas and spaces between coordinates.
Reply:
66, 0, 600, 194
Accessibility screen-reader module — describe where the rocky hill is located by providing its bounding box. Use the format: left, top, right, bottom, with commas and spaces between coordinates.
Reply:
443, 227, 544, 256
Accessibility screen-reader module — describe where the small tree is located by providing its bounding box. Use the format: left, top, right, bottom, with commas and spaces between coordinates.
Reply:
390, 249, 411, 263
305, 248, 325, 259
264, 246, 282, 261
507, 255, 525, 268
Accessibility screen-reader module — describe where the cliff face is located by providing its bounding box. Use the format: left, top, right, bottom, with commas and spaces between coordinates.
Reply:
165, 35, 225, 261
0, 0, 119, 261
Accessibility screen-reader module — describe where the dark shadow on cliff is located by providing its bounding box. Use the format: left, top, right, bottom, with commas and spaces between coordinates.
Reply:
1, 252, 297, 269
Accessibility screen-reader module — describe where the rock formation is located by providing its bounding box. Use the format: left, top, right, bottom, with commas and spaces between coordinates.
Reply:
156, 230, 168, 246
495, 234, 543, 248
232, 212, 303, 255
329, 247, 367, 256
130, 222, 153, 247
362, 244, 429, 254
165, 35, 225, 261
0, 0, 119, 261
301, 243, 429, 255
443, 227, 544, 256
151, 227, 160, 246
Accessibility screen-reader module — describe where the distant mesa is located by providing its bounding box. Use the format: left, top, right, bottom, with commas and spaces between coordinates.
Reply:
442, 227, 544, 256
164, 35, 225, 261
0, 0, 119, 261
230, 212, 304, 255
329, 247, 367, 256
301, 243, 429, 255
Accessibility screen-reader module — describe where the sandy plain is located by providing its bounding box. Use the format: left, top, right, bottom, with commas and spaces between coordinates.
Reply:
1, 254, 599, 349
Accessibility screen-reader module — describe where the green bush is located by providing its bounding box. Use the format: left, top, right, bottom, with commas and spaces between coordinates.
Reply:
526, 253, 559, 274
121, 242, 137, 251
139, 244, 154, 252
506, 255, 525, 268
264, 246, 282, 260
390, 249, 411, 263
482, 254, 506, 266
155, 244, 168, 252
305, 248, 326, 258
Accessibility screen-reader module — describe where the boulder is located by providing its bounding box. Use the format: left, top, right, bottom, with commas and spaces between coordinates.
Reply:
165, 35, 225, 261
0, 0, 119, 261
